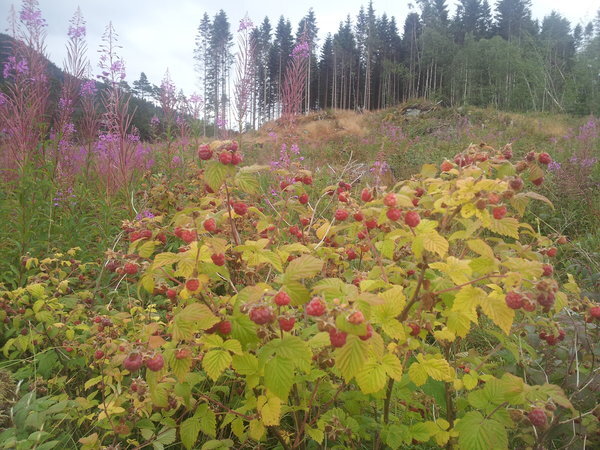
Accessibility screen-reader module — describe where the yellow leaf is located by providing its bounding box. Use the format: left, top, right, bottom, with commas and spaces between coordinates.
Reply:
452, 286, 486, 316
422, 231, 448, 257
258, 394, 281, 426
434, 328, 456, 342
446, 310, 475, 337
467, 239, 495, 259
408, 362, 428, 386
479, 291, 514, 334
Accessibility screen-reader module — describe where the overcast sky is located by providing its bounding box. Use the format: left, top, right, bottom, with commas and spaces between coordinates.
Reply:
2, 0, 599, 97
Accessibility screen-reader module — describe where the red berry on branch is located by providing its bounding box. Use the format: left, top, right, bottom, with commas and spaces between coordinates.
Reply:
233, 202, 248, 216
211, 253, 226, 266
219, 151, 232, 165
203, 218, 217, 232
124, 263, 139, 275
334, 209, 349, 221
198, 144, 213, 160
505, 291, 523, 310
532, 177, 544, 186
329, 329, 348, 348
278, 316, 295, 331
146, 354, 164, 372
123, 353, 143, 372
384, 193, 397, 207
538, 153, 552, 165
249, 306, 274, 325
218, 320, 232, 335
273, 291, 291, 307
386, 208, 402, 221
408, 323, 420, 336
359, 323, 374, 340
404, 211, 421, 228
493, 206, 507, 220
361, 188, 373, 202
299, 193, 309, 204
186, 279, 200, 292
347, 311, 365, 325
306, 297, 327, 317
528, 408, 548, 427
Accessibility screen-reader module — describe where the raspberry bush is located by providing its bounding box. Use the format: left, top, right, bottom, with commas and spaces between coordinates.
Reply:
1, 140, 599, 449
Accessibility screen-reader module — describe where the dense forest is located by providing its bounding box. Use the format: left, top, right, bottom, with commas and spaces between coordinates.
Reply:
184, 0, 600, 130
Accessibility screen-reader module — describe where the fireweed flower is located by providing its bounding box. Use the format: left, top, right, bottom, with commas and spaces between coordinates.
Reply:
135, 210, 155, 220
238, 15, 254, 32
19, 0, 46, 29
80, 80, 97, 96
150, 115, 160, 127
548, 161, 561, 172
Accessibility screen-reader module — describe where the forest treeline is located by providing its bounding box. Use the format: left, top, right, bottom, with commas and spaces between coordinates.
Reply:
159, 0, 600, 130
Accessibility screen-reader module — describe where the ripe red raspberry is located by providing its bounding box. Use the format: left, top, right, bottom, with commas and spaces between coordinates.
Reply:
186, 279, 200, 292
412, 197, 419, 206
230, 152, 243, 165
334, 209, 349, 221
94, 350, 105, 360
166, 289, 177, 300
278, 317, 295, 331
522, 300, 536, 312
589, 306, 600, 319
156, 232, 167, 244
280, 180, 290, 190
404, 211, 421, 228
526, 151, 536, 162
353, 212, 364, 222
407, 269, 415, 276
338, 192, 349, 202
538, 153, 552, 165
509, 177, 524, 191
249, 306, 274, 325
346, 248, 358, 260
198, 145, 213, 160
299, 193, 309, 204
532, 177, 544, 186
140, 229, 152, 239
365, 219, 378, 229
306, 297, 327, 316
348, 311, 365, 325
218, 320, 232, 334
273, 291, 291, 307
537, 292, 555, 309
356, 324, 372, 341
203, 218, 217, 232
289, 225, 300, 236
408, 323, 421, 336
123, 353, 143, 372
502, 148, 513, 159
175, 348, 191, 359
123, 263, 139, 275
546, 247, 557, 257
302, 176, 313, 185
211, 253, 226, 266
505, 291, 523, 309
361, 188, 373, 202
219, 150, 232, 165
329, 329, 348, 348
146, 354, 164, 372
386, 208, 402, 221
227, 141, 239, 151
527, 408, 547, 427
233, 202, 248, 215
383, 193, 397, 207
415, 187, 425, 197
441, 160, 453, 172
300, 217, 310, 227
542, 264, 553, 277
493, 206, 507, 220
181, 229, 197, 244
357, 230, 368, 240
129, 231, 141, 242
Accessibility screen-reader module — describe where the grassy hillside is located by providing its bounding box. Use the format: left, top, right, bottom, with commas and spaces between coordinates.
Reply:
246, 104, 600, 293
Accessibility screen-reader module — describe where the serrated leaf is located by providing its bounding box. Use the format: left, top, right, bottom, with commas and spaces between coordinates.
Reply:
485, 217, 520, 239
284, 255, 323, 281
335, 336, 369, 382
356, 359, 388, 393
202, 350, 231, 381
232, 353, 259, 376
478, 291, 514, 334
455, 411, 508, 450
408, 362, 428, 386
381, 353, 403, 380
235, 172, 259, 194
258, 395, 281, 426
180, 418, 201, 450
264, 356, 294, 400
205, 161, 234, 190
422, 231, 448, 257
138, 240, 156, 258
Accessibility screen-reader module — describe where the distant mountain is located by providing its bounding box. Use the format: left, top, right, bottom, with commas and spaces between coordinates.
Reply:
0, 32, 160, 140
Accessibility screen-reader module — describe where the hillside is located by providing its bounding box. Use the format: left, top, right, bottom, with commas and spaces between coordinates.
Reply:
0, 32, 160, 140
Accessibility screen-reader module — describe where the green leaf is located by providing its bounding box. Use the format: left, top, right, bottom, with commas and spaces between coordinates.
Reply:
202, 350, 232, 381
180, 418, 201, 450
235, 172, 260, 194
356, 359, 388, 393
205, 161, 234, 191
284, 255, 323, 281
455, 411, 508, 450
264, 356, 294, 400
334, 335, 369, 382
232, 353, 259, 376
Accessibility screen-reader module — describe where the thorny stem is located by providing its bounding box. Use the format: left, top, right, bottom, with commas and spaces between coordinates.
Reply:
223, 181, 241, 246
397, 259, 427, 322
